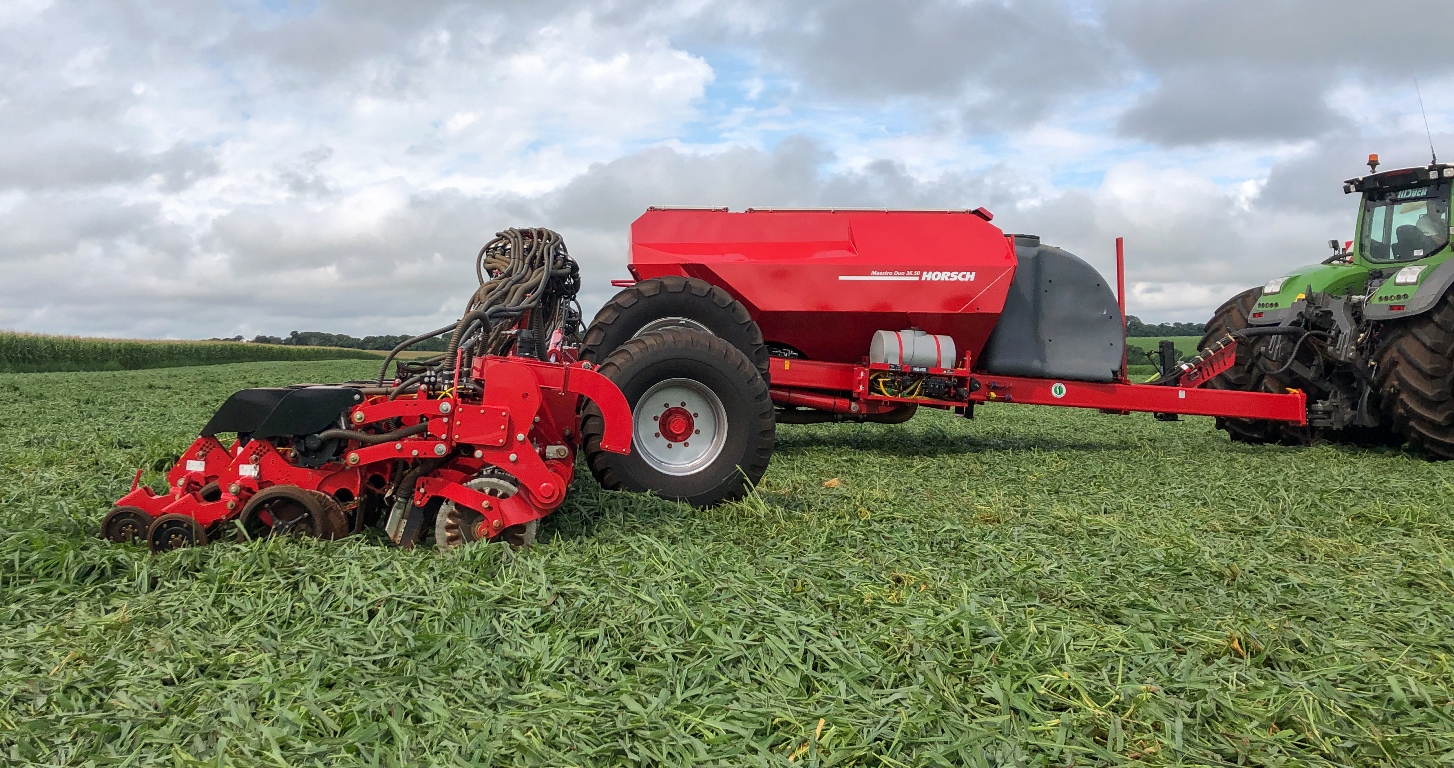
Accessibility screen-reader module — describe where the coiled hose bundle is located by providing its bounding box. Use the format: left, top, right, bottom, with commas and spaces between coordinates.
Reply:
376, 228, 580, 387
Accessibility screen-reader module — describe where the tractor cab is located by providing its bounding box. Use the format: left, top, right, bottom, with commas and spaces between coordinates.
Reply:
1345, 157, 1453, 265
1249, 157, 1454, 325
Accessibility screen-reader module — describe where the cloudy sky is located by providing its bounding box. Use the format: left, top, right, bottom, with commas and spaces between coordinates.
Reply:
3, 0, 1452, 339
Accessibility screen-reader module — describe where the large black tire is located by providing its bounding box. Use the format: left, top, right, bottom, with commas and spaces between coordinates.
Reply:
582, 327, 774, 507
581, 276, 769, 380
1201, 287, 1279, 444
1375, 292, 1454, 459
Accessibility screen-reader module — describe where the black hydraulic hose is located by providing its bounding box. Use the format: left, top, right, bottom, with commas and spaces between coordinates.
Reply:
1233, 326, 1307, 338
389, 374, 424, 400
394, 456, 449, 513
377, 323, 457, 385
445, 229, 559, 360
444, 309, 490, 361
1259, 331, 1325, 377
315, 422, 428, 445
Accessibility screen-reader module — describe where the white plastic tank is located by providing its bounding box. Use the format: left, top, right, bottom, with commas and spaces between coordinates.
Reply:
869, 329, 957, 368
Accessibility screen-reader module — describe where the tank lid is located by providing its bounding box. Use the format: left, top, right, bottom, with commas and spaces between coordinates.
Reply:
1011, 234, 1041, 247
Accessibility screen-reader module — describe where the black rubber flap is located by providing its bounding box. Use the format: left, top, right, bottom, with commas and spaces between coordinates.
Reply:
201, 388, 297, 436
979, 241, 1124, 382
252, 387, 363, 438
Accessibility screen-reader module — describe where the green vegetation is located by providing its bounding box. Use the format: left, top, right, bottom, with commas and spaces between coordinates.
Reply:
0, 332, 377, 374
1124, 335, 1202, 358
1125, 318, 1204, 338
3, 360, 1452, 765
1124, 336, 1203, 372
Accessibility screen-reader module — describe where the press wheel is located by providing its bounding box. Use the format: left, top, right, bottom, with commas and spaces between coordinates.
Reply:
102, 506, 153, 544
148, 513, 208, 553
435, 476, 538, 550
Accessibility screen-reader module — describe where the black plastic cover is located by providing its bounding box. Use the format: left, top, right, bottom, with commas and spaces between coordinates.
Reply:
979, 236, 1124, 382
201, 388, 296, 436
201, 386, 363, 437
252, 387, 364, 438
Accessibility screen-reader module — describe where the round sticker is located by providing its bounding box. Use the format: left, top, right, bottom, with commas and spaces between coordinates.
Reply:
1050, 382, 1067, 399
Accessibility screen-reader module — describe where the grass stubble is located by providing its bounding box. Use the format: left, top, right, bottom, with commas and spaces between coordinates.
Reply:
1, 361, 1452, 766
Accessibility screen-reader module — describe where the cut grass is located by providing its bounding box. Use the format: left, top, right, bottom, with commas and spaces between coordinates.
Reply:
0, 331, 376, 373
2, 361, 1453, 765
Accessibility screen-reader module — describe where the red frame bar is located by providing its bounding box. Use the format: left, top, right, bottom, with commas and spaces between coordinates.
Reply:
972, 375, 1305, 422
771, 356, 1307, 424
1116, 236, 1128, 383
769, 357, 860, 391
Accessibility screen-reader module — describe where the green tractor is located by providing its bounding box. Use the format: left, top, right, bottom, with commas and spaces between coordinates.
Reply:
1203, 154, 1454, 457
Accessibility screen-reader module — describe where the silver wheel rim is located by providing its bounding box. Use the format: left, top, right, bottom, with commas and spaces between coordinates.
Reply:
633, 378, 728, 476
634, 316, 712, 338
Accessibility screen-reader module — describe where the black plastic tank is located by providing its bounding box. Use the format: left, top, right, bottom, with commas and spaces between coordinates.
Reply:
978, 235, 1124, 382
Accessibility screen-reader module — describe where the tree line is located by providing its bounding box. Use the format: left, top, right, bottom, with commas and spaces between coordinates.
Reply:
1124, 316, 1204, 338
211, 331, 449, 352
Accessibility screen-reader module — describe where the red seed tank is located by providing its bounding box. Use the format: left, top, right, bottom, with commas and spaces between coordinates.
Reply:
627, 208, 1017, 365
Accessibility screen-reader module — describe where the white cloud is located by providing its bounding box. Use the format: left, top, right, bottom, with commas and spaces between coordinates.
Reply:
1, 0, 1450, 339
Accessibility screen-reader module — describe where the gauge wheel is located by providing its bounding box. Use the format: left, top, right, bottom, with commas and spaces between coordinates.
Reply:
237, 485, 349, 541
147, 513, 208, 553
102, 506, 153, 545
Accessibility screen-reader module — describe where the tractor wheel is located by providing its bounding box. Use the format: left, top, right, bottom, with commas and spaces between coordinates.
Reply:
581, 275, 769, 380
102, 506, 153, 545
1374, 291, 1454, 459
237, 486, 349, 541
1200, 287, 1279, 444
582, 327, 775, 507
147, 513, 208, 553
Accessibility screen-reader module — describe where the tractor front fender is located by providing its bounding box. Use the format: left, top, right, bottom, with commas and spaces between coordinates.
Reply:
1365, 258, 1454, 321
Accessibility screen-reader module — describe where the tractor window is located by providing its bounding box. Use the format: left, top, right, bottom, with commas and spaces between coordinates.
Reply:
1362, 183, 1450, 263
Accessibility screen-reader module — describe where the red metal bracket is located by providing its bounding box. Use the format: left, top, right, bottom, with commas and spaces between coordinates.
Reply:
415, 476, 547, 538
1175, 338, 1236, 388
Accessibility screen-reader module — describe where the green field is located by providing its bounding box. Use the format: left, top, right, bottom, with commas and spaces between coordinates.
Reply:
0, 332, 377, 373
1124, 336, 1203, 358
3, 360, 1453, 765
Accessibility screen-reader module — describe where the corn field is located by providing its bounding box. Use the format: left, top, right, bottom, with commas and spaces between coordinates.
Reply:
0, 332, 377, 373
